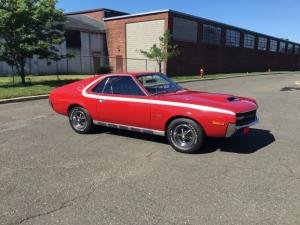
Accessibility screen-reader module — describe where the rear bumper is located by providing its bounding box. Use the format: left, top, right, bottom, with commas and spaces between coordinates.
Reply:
226, 117, 259, 137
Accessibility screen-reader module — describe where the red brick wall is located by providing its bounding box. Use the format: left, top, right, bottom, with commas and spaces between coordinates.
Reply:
105, 13, 169, 72
82, 11, 105, 21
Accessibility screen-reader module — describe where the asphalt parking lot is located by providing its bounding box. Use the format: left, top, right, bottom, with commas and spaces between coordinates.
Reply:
1, 73, 300, 225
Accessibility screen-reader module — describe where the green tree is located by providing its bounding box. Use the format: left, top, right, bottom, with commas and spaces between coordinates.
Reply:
139, 30, 179, 73
0, 0, 66, 84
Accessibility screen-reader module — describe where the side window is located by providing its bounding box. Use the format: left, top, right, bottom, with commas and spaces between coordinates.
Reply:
93, 76, 145, 96
92, 77, 109, 93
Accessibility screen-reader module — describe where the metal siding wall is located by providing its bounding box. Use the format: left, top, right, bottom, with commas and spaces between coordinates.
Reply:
91, 33, 103, 52
67, 48, 82, 74
57, 42, 68, 74
0, 62, 14, 75
90, 33, 106, 69
126, 20, 165, 72
0, 32, 106, 75
80, 32, 91, 74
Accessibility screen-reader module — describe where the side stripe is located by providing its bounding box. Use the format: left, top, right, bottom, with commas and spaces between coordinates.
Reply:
81, 76, 235, 116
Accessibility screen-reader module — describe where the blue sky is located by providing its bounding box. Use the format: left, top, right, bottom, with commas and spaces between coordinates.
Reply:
57, 0, 300, 43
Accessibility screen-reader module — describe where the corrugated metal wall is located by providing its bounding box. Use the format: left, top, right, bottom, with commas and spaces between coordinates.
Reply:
0, 32, 106, 75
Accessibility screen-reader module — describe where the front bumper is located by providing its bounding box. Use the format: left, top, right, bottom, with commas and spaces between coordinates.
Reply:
226, 117, 259, 137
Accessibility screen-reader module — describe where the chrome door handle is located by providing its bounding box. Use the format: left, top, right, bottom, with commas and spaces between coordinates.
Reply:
99, 98, 105, 103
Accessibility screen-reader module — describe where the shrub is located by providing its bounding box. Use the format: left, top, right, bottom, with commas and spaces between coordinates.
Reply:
96, 66, 112, 74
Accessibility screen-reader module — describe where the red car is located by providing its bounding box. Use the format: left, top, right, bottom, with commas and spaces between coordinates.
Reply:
49, 73, 258, 153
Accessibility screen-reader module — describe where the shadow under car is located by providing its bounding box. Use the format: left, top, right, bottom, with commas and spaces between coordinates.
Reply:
92, 126, 275, 154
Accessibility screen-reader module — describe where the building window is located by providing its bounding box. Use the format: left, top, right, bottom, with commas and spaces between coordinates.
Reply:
269, 40, 278, 52
279, 42, 286, 53
202, 24, 221, 45
65, 30, 81, 48
226, 29, 240, 47
287, 43, 293, 54
295, 45, 299, 54
258, 37, 267, 51
244, 34, 255, 49
173, 17, 198, 43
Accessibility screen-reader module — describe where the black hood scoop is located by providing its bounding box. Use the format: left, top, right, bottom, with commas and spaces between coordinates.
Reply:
227, 96, 240, 102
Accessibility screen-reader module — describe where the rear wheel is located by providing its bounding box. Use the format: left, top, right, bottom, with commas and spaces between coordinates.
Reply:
69, 106, 93, 134
167, 118, 205, 153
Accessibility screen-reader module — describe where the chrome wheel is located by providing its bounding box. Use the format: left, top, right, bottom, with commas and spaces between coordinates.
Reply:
69, 106, 93, 134
172, 123, 197, 149
167, 118, 205, 153
71, 110, 87, 131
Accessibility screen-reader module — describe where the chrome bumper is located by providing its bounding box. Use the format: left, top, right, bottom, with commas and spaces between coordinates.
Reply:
226, 117, 259, 137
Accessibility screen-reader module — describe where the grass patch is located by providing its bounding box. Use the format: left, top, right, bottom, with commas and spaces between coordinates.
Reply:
0, 75, 92, 99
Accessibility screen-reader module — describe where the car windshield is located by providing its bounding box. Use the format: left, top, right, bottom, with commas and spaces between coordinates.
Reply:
137, 73, 184, 96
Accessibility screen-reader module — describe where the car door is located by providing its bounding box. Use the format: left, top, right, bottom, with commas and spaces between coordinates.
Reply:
93, 76, 151, 129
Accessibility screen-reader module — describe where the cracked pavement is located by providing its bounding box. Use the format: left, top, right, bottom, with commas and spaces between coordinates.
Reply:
0, 73, 300, 225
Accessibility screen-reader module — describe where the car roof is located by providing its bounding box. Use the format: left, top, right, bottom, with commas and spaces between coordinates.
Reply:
130, 72, 159, 77
95, 72, 159, 77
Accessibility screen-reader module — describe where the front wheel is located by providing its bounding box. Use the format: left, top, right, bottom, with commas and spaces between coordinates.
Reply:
167, 118, 205, 153
69, 106, 94, 134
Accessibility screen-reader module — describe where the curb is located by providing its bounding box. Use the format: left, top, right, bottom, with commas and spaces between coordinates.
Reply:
0, 95, 49, 104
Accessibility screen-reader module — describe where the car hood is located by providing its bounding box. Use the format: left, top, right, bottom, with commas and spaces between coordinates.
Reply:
156, 90, 258, 113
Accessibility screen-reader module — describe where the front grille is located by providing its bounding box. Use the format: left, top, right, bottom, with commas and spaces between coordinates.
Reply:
236, 110, 257, 126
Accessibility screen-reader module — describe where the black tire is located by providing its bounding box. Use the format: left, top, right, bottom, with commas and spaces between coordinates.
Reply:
69, 106, 94, 134
167, 118, 205, 153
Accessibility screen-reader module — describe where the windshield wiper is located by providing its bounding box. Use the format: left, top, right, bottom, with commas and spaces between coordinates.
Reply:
152, 90, 168, 96
169, 88, 185, 93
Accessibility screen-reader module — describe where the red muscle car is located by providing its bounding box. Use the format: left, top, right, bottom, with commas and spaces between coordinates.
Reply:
49, 73, 259, 153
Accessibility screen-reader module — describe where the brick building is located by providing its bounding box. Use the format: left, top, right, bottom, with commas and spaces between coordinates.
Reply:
104, 9, 300, 75
1, 8, 298, 76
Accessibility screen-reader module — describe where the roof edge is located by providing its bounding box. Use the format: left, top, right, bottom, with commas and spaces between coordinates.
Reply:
103, 9, 170, 21
64, 8, 128, 16
168, 10, 300, 45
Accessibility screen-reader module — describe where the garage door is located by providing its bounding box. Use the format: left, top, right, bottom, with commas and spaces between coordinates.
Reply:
126, 20, 165, 72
